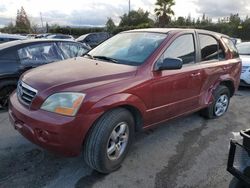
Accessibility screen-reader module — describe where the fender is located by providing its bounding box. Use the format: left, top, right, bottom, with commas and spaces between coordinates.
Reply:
86, 93, 148, 119
205, 74, 236, 105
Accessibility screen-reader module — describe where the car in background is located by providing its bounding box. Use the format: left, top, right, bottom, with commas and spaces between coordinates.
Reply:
9, 28, 241, 173
46, 34, 75, 40
236, 42, 250, 86
0, 33, 27, 44
0, 39, 90, 108
76, 32, 110, 48
231, 38, 242, 45
35, 33, 52, 39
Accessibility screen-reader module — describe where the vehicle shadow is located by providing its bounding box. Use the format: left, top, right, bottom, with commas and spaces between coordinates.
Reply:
0, 108, 7, 114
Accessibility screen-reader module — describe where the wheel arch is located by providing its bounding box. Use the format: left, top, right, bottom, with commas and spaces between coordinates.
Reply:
81, 93, 147, 145
219, 80, 235, 97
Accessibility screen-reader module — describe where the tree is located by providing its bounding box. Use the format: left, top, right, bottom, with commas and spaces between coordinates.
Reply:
106, 18, 116, 34
119, 8, 154, 27
175, 16, 185, 26
229, 13, 241, 26
16, 6, 31, 33
154, 0, 175, 27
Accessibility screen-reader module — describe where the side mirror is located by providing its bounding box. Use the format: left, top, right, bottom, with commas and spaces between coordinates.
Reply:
157, 58, 183, 71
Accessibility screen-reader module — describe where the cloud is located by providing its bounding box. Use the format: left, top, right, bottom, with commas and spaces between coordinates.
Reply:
0, 17, 12, 26
39, 2, 129, 26
196, 0, 250, 18
0, 5, 6, 12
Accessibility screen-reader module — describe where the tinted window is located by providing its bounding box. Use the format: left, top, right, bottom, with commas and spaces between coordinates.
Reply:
18, 43, 63, 65
199, 34, 225, 61
58, 42, 88, 58
85, 35, 94, 42
161, 34, 195, 65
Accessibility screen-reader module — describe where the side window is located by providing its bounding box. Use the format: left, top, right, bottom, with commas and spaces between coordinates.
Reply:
58, 42, 88, 58
85, 35, 93, 42
160, 34, 195, 65
17, 43, 63, 65
199, 34, 225, 61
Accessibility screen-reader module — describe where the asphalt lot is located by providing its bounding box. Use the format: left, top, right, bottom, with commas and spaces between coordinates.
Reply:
0, 87, 249, 188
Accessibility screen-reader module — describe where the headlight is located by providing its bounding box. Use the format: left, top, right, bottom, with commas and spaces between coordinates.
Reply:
41, 92, 85, 116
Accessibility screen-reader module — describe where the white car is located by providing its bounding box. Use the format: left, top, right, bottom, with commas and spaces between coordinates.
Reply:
237, 42, 250, 86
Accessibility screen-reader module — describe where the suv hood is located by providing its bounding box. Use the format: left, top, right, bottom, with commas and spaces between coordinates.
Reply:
22, 57, 137, 93
240, 55, 250, 66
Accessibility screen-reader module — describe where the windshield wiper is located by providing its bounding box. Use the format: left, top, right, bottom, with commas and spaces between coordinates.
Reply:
93, 56, 119, 64
84, 53, 94, 59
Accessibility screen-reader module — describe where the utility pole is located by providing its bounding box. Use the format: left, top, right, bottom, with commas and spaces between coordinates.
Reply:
40, 12, 44, 31
129, 0, 131, 14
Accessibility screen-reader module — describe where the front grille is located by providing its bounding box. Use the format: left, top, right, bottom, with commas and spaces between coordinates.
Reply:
17, 81, 38, 106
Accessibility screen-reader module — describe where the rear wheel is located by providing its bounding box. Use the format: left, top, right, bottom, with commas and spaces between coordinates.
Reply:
200, 85, 230, 119
83, 108, 135, 173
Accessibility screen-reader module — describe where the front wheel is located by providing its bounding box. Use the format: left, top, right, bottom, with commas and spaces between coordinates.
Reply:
0, 85, 16, 109
200, 85, 230, 119
83, 108, 135, 173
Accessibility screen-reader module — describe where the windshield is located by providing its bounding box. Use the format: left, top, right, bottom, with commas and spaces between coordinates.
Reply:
87, 32, 167, 66
237, 43, 250, 55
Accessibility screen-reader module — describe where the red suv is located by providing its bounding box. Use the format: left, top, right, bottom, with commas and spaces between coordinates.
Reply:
9, 28, 241, 173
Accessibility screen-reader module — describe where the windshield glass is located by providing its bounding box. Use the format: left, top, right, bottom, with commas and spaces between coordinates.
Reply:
237, 43, 250, 55
87, 32, 167, 66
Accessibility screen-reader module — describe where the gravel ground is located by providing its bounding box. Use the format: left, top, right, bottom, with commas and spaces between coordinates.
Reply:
0, 87, 249, 188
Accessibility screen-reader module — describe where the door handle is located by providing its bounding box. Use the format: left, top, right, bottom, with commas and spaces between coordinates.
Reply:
191, 72, 201, 77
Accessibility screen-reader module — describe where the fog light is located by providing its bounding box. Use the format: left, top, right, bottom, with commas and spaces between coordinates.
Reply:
35, 128, 49, 142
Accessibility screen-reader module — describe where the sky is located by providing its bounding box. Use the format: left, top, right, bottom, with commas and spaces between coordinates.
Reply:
0, 0, 250, 28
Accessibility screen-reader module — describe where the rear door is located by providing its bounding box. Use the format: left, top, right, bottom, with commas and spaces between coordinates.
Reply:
195, 33, 230, 106
0, 48, 19, 78
151, 32, 204, 123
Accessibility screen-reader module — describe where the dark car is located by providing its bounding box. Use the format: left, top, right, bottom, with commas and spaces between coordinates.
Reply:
9, 28, 241, 173
46, 34, 75, 40
0, 39, 90, 108
76, 32, 110, 48
0, 33, 27, 44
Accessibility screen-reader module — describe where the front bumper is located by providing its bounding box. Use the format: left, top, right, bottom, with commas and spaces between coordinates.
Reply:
9, 92, 94, 157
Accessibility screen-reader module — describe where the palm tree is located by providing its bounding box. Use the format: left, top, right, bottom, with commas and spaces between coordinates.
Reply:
154, 0, 175, 27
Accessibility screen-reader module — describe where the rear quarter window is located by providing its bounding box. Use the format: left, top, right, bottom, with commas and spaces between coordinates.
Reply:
222, 37, 239, 58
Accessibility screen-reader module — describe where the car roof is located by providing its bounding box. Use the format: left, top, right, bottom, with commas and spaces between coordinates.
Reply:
123, 28, 229, 38
0, 33, 27, 39
0, 39, 78, 50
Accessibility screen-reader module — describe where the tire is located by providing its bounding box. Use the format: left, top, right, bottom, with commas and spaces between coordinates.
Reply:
83, 108, 135, 173
200, 85, 230, 119
229, 177, 246, 188
0, 80, 17, 109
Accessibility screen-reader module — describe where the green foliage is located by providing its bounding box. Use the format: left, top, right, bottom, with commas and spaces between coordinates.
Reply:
105, 18, 116, 34
48, 25, 105, 37
119, 9, 154, 27
155, 0, 175, 27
